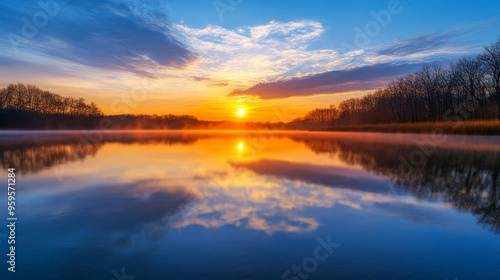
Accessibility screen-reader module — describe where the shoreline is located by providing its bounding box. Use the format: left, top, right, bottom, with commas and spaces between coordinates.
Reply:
314, 120, 500, 135
2, 120, 500, 136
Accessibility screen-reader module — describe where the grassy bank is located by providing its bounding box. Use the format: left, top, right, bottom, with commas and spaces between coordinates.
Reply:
316, 120, 500, 135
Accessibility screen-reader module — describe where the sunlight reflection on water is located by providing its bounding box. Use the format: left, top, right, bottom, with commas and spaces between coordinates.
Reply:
0, 131, 499, 280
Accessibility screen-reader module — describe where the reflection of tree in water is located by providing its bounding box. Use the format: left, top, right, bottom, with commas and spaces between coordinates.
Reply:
0, 132, 209, 175
288, 134, 500, 234
1, 144, 101, 175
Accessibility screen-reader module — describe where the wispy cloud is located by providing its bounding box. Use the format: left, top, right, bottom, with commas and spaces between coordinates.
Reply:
375, 33, 458, 56
192, 76, 229, 87
173, 20, 349, 85
1, 0, 197, 78
371, 27, 479, 61
231, 159, 392, 193
228, 63, 420, 99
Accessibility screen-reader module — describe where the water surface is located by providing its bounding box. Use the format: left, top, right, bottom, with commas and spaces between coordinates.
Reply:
1, 131, 499, 280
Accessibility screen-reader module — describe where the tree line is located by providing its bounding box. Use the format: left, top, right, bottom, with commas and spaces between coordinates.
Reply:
107, 114, 286, 130
0, 83, 103, 117
290, 39, 500, 127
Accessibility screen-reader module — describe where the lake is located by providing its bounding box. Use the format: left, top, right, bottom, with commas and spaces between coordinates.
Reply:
1, 130, 499, 280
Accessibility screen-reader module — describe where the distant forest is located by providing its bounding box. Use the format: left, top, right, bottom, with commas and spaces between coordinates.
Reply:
1, 39, 499, 130
289, 39, 500, 129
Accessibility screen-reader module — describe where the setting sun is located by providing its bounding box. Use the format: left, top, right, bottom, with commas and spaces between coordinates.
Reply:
237, 108, 245, 117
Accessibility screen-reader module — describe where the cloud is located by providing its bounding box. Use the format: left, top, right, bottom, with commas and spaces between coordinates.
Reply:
173, 20, 346, 85
372, 28, 477, 60
1, 0, 196, 77
228, 63, 420, 99
173, 22, 477, 94
231, 159, 393, 194
0, 2, 481, 103
192, 76, 229, 87
375, 33, 456, 56
248, 20, 325, 42
0, 56, 76, 79
36, 179, 195, 231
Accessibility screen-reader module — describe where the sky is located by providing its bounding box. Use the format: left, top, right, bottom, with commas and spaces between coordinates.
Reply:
0, 0, 499, 121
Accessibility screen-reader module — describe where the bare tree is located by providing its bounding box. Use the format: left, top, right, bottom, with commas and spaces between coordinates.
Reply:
0, 83, 104, 118
480, 39, 500, 116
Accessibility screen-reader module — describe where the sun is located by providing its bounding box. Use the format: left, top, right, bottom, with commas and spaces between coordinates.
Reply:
237, 108, 245, 117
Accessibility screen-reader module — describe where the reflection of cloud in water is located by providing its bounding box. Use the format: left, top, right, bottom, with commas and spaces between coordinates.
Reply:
370, 202, 446, 224
3, 131, 500, 279
175, 166, 329, 234
32, 179, 195, 243
231, 159, 394, 194
2, 131, 498, 235
173, 161, 447, 234
20, 179, 195, 279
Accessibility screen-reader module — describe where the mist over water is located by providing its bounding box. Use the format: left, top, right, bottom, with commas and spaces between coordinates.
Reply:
1, 131, 499, 280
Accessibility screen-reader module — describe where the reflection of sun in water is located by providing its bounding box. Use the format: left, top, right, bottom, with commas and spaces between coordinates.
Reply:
238, 142, 244, 150
237, 108, 245, 116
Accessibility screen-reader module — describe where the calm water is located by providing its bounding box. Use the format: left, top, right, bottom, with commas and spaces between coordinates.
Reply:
1, 131, 499, 280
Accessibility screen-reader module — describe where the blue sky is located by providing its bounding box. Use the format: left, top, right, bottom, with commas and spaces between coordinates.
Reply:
168, 0, 499, 49
0, 0, 499, 120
